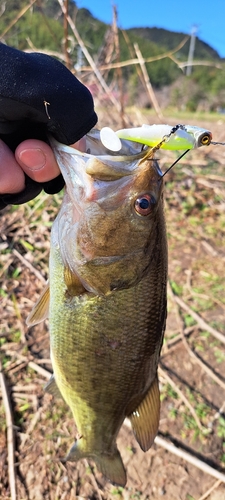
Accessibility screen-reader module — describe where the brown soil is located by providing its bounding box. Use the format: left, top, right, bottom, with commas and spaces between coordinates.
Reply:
0, 114, 225, 500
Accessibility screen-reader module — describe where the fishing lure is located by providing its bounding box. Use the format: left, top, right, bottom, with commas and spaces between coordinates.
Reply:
100, 124, 212, 152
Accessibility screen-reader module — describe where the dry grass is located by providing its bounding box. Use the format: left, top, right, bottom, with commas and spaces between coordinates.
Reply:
0, 113, 225, 500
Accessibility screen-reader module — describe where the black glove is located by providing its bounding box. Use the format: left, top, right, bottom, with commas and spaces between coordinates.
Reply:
0, 43, 98, 209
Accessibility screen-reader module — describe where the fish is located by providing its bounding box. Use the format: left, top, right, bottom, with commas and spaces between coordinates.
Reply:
100, 124, 212, 151
27, 132, 168, 486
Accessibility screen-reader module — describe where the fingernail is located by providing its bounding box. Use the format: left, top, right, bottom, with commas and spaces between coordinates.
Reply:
18, 148, 46, 171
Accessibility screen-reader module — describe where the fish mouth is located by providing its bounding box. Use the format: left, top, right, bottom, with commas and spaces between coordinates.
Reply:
50, 135, 147, 163
50, 135, 153, 203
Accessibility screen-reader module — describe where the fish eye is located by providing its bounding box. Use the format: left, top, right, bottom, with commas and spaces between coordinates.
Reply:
134, 194, 155, 216
200, 133, 211, 146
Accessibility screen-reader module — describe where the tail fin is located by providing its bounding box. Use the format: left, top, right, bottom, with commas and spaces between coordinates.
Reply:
95, 450, 126, 487
64, 441, 126, 487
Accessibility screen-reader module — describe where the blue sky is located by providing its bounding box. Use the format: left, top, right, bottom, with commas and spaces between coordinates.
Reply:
77, 0, 225, 58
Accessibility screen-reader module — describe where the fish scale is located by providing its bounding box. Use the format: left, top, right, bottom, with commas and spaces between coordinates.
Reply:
27, 137, 168, 486
50, 255, 166, 445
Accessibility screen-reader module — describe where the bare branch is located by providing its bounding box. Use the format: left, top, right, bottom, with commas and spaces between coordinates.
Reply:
0, 0, 37, 40
0, 360, 17, 500
12, 248, 46, 284
154, 435, 225, 483
80, 35, 190, 72
167, 284, 225, 390
134, 43, 164, 121
25, 41, 66, 62
158, 366, 204, 431
197, 479, 222, 500
56, 0, 125, 116
2, 348, 52, 379
124, 419, 225, 483
179, 60, 223, 70
174, 295, 225, 346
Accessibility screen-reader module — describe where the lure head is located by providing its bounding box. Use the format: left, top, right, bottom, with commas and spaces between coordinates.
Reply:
184, 125, 212, 148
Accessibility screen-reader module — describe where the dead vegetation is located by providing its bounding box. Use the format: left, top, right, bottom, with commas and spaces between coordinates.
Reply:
0, 113, 225, 500
1, 2, 225, 498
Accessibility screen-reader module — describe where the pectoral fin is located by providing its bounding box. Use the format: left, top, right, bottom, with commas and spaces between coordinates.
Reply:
44, 375, 64, 399
64, 267, 87, 296
26, 282, 50, 326
129, 376, 160, 452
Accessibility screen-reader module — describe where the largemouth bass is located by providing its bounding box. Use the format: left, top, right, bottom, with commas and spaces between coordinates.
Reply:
27, 132, 168, 486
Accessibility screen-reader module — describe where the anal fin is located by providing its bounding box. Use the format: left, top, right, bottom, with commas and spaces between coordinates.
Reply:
129, 376, 160, 452
26, 282, 50, 326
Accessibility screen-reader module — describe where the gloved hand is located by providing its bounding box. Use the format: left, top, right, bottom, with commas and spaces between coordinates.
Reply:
0, 43, 97, 209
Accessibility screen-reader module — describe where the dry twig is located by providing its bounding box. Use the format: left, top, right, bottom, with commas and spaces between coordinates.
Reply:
81, 35, 190, 71
83, 459, 104, 500
0, 0, 37, 39
178, 60, 223, 70
0, 360, 17, 500
134, 43, 164, 121
154, 435, 225, 483
57, 0, 129, 123
112, 6, 126, 127
168, 285, 225, 391
186, 341, 225, 390
2, 347, 52, 380
124, 419, 225, 483
173, 295, 225, 345
20, 406, 43, 449
185, 269, 225, 311
197, 479, 222, 500
25, 46, 65, 61
158, 366, 204, 431
12, 248, 46, 283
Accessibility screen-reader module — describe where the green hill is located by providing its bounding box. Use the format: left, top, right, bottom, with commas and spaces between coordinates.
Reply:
128, 27, 220, 60
1, 0, 224, 109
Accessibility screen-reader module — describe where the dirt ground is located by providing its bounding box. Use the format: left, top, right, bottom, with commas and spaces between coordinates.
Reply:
0, 112, 225, 500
